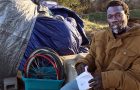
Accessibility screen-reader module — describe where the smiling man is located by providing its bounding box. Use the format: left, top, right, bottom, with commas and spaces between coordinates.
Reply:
61, 0, 140, 90
107, 1, 130, 36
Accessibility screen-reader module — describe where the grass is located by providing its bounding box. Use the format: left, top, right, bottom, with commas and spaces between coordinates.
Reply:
82, 12, 107, 22
83, 19, 108, 41
130, 9, 140, 18
83, 19, 108, 31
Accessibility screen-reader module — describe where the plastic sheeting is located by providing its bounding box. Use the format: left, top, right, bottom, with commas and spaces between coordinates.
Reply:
18, 16, 89, 71
49, 7, 89, 46
0, 0, 37, 84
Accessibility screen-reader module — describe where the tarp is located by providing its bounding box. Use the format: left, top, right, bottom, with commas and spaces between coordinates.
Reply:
19, 16, 89, 71
35, 0, 89, 45
0, 0, 37, 84
50, 7, 89, 46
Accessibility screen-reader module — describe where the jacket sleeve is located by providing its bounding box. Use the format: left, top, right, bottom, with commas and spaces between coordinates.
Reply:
102, 57, 140, 90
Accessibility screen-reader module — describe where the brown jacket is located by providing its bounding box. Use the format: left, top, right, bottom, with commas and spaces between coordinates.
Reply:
76, 24, 140, 90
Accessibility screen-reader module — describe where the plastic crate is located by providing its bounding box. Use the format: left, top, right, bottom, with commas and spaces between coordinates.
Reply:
22, 77, 63, 90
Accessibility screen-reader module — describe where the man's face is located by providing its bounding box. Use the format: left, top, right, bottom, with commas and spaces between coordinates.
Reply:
107, 6, 128, 34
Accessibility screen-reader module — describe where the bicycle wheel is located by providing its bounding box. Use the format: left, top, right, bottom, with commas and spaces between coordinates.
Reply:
24, 54, 60, 79
27, 48, 65, 80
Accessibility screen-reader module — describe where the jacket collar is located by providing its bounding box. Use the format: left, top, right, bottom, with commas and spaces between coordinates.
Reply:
107, 23, 140, 39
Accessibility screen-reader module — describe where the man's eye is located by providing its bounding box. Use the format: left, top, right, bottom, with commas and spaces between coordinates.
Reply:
116, 13, 123, 18
108, 15, 113, 19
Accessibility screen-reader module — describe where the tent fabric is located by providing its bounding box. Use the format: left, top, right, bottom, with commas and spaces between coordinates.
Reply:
0, 0, 37, 84
19, 16, 88, 71
34, 0, 89, 45
50, 7, 84, 27
49, 7, 89, 45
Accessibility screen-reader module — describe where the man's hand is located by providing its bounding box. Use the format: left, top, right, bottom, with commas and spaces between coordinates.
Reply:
88, 72, 103, 90
75, 63, 87, 75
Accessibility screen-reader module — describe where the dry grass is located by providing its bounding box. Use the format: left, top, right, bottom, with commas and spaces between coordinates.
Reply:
83, 19, 108, 41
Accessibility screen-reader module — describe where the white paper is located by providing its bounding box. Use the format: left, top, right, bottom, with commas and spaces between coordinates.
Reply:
76, 66, 93, 90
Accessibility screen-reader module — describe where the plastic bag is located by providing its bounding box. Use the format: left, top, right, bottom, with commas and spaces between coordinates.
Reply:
0, 0, 37, 84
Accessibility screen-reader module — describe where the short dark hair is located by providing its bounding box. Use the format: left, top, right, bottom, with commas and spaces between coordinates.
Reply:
106, 0, 129, 15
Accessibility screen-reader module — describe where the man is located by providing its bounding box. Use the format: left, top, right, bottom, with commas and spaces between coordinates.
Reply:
61, 0, 140, 90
